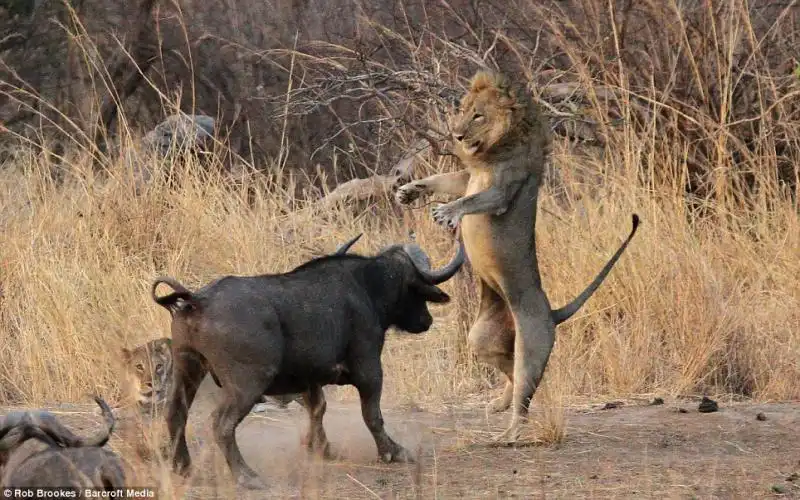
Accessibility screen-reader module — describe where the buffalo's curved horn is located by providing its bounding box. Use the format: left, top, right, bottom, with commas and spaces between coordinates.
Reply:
333, 233, 363, 255
404, 237, 466, 285
0, 396, 114, 452
0, 412, 36, 452
78, 396, 115, 447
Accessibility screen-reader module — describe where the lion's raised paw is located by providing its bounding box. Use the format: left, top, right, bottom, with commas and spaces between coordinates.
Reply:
395, 182, 425, 205
431, 203, 461, 230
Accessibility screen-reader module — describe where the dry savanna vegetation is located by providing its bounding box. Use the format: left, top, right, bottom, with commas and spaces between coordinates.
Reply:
0, 0, 798, 497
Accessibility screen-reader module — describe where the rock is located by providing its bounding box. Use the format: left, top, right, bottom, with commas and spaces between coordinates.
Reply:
756, 412, 767, 421
602, 401, 623, 410
142, 114, 215, 157
650, 397, 665, 406
251, 403, 268, 413
698, 396, 718, 413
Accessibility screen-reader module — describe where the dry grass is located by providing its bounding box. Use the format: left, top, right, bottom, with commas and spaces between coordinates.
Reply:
0, 127, 797, 409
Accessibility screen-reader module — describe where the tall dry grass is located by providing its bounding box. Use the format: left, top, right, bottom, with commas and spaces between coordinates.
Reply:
0, 121, 797, 409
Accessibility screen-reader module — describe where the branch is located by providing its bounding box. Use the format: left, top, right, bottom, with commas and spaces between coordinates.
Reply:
94, 0, 159, 148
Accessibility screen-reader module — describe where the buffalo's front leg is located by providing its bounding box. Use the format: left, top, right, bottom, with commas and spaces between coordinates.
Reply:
301, 384, 335, 459
354, 365, 414, 463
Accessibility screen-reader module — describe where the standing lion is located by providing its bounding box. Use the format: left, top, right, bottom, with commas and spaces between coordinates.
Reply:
395, 70, 639, 442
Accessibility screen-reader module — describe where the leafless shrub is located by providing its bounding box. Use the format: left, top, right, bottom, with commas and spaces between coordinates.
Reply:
0, 0, 797, 205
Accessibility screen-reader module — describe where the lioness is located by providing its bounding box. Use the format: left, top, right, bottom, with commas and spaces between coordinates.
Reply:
118, 337, 173, 460
395, 70, 639, 442
121, 337, 173, 415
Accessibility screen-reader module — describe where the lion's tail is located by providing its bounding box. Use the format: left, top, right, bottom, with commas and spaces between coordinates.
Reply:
551, 214, 640, 325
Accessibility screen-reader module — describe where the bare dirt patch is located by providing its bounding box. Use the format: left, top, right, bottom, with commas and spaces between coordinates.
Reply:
3, 382, 798, 499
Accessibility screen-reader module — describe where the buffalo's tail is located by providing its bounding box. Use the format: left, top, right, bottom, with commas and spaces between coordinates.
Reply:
151, 276, 196, 314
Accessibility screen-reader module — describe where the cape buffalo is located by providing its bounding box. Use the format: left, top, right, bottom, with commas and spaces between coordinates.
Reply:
152, 235, 465, 489
0, 397, 126, 488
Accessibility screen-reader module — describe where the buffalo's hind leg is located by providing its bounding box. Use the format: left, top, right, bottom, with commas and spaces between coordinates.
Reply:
167, 349, 207, 477
301, 384, 335, 459
212, 367, 277, 490
495, 286, 556, 444
354, 363, 413, 463
467, 280, 516, 413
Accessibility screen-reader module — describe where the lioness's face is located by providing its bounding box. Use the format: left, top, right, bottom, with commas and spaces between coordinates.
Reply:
450, 84, 516, 159
121, 338, 172, 407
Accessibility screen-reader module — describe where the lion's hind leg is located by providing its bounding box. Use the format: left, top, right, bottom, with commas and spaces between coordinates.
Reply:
467, 280, 516, 413
495, 286, 555, 443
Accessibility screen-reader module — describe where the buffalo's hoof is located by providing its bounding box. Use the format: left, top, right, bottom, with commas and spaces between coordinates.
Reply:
380, 446, 415, 464
236, 473, 267, 490
321, 444, 340, 460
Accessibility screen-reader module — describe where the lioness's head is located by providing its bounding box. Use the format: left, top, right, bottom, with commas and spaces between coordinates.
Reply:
449, 70, 535, 160
120, 338, 172, 410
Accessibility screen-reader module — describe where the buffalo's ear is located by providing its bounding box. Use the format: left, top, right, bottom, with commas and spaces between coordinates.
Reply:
413, 283, 451, 304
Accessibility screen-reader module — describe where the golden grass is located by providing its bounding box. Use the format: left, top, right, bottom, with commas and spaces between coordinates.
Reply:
1, 128, 797, 412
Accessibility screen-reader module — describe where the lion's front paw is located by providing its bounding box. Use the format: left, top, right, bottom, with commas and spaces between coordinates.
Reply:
431, 203, 461, 231
395, 182, 426, 205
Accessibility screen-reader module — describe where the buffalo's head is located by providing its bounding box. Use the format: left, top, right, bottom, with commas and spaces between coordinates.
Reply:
378, 237, 466, 333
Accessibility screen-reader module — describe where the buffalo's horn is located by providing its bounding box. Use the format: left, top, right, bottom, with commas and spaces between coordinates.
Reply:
0, 397, 114, 452
333, 233, 363, 255
36, 396, 115, 448
404, 237, 466, 285
0, 413, 34, 451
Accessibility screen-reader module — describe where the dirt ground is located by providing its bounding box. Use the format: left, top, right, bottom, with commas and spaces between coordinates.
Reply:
3, 378, 798, 499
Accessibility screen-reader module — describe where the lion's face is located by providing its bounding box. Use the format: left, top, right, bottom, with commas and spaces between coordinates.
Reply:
449, 71, 521, 160
121, 338, 172, 409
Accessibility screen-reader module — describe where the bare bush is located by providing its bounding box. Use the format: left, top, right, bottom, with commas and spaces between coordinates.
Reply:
0, 0, 795, 204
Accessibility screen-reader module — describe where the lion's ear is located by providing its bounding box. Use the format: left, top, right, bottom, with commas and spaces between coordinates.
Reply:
496, 90, 517, 109
494, 72, 511, 91
120, 347, 131, 362
501, 83, 528, 110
